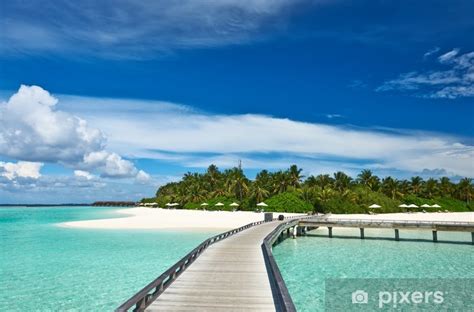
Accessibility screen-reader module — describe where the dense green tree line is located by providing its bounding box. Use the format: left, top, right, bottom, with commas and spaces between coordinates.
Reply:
142, 165, 473, 213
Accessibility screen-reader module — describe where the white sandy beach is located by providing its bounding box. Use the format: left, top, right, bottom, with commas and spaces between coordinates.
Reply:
60, 208, 303, 230
60, 208, 473, 231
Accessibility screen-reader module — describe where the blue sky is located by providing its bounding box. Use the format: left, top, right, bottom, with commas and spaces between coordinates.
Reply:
0, 0, 473, 203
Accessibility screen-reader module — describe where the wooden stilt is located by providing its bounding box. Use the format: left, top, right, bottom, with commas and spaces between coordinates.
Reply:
395, 229, 399, 241
328, 227, 333, 238
360, 228, 365, 239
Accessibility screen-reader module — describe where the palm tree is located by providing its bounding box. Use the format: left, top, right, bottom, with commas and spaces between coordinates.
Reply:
341, 189, 358, 203
205, 164, 221, 190
305, 175, 317, 187
357, 170, 380, 195
225, 167, 249, 202
185, 183, 206, 202
382, 177, 403, 200
456, 178, 473, 205
333, 171, 352, 193
315, 174, 333, 190
255, 170, 272, 190
357, 169, 373, 186
288, 165, 304, 188
367, 175, 381, 192
410, 176, 424, 195
272, 171, 291, 194
251, 182, 270, 203
212, 185, 229, 198
439, 177, 453, 196
424, 178, 439, 199
315, 188, 334, 204
399, 180, 410, 195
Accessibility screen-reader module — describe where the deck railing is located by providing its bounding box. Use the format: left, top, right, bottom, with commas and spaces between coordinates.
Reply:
116, 219, 270, 312
302, 218, 474, 227
115, 214, 311, 312
261, 219, 299, 312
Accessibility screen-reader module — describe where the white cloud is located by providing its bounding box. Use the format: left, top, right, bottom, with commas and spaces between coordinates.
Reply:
438, 48, 460, 63
423, 47, 440, 59
74, 170, 95, 180
0, 85, 149, 179
135, 170, 151, 184
377, 49, 474, 99
57, 94, 474, 178
83, 151, 138, 178
325, 114, 343, 119
0, 161, 43, 180
1, 0, 312, 58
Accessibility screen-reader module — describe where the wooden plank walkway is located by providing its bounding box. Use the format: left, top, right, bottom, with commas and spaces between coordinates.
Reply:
145, 221, 281, 312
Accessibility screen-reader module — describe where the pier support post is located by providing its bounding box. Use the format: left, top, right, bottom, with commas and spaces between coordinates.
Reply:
471, 232, 474, 245
394, 229, 399, 241
360, 228, 365, 239
292, 226, 298, 239
287, 228, 290, 237
328, 227, 333, 238
432, 230, 438, 243
297, 226, 304, 236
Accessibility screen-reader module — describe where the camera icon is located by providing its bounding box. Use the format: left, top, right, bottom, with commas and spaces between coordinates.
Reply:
352, 290, 369, 304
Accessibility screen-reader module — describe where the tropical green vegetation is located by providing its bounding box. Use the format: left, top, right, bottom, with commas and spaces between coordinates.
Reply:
142, 165, 473, 213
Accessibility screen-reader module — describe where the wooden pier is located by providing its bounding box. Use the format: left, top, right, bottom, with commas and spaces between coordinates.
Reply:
116, 219, 298, 312
298, 218, 474, 243
116, 216, 473, 312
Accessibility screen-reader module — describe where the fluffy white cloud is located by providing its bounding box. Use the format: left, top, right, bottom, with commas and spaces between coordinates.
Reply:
59, 95, 474, 178
0, 161, 43, 180
82, 151, 138, 178
1, 0, 311, 58
74, 170, 95, 180
135, 170, 151, 184
0, 85, 105, 163
0, 85, 149, 179
377, 49, 474, 99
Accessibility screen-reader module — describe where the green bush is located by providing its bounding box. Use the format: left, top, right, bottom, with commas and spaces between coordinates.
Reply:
266, 192, 313, 213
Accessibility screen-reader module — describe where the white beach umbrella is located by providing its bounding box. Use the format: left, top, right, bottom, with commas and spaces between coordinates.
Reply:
431, 204, 441, 208
399, 204, 408, 208
421, 204, 431, 208
230, 202, 239, 207
257, 202, 268, 207
165, 203, 172, 207
408, 204, 419, 208
200, 203, 209, 206
215, 202, 225, 207
368, 204, 381, 209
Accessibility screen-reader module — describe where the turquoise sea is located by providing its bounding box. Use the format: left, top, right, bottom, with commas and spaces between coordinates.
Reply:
273, 227, 474, 311
0, 206, 217, 311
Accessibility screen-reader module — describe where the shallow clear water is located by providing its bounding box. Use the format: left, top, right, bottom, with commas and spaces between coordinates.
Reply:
0, 206, 217, 311
273, 227, 474, 312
